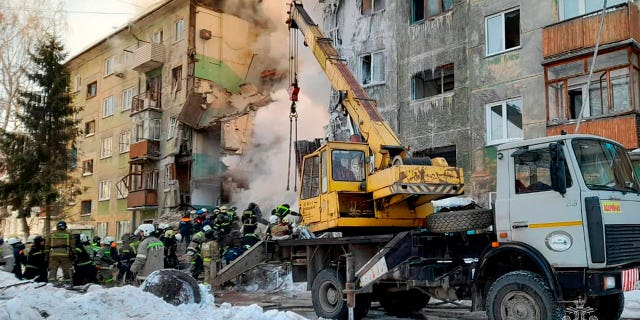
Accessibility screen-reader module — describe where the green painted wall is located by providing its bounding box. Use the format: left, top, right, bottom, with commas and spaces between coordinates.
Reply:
98, 201, 110, 215
194, 54, 243, 93
192, 152, 224, 178
117, 199, 127, 212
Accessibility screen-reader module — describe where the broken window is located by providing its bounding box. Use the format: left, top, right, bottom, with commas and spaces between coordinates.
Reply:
116, 181, 128, 199
486, 98, 523, 145
360, 51, 384, 85
412, 64, 454, 100
411, 0, 425, 23
361, 0, 385, 15
150, 29, 163, 44
545, 48, 636, 123
98, 180, 111, 201
87, 81, 97, 98
80, 200, 92, 216
82, 159, 93, 175
171, 66, 182, 94
85, 120, 95, 136
486, 9, 520, 56
167, 117, 178, 140
427, 0, 453, 19
560, 0, 627, 20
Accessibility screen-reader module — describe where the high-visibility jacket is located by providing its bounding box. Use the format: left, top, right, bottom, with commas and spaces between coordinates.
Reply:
46, 230, 74, 258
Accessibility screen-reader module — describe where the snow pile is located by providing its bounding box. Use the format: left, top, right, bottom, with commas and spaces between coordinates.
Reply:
0, 271, 306, 320
623, 290, 640, 319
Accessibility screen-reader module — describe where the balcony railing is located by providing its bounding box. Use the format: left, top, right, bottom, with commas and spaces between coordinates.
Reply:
131, 91, 162, 114
132, 42, 165, 73
127, 189, 158, 208
542, 3, 640, 58
129, 140, 160, 161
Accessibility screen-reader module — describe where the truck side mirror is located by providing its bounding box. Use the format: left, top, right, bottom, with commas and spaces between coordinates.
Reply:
549, 143, 567, 195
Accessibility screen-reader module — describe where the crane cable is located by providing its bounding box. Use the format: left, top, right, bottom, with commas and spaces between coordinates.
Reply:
287, 24, 300, 191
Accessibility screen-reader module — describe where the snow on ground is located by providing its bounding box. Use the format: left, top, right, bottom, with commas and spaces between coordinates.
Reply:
0, 271, 307, 320
623, 290, 640, 319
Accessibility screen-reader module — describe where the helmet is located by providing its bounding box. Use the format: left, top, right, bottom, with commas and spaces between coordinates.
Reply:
215, 214, 229, 224
268, 215, 280, 225
27, 235, 38, 244
120, 233, 131, 242
213, 208, 221, 214
7, 237, 19, 245
80, 234, 90, 243
202, 225, 213, 233
138, 224, 155, 237
196, 208, 208, 216
103, 236, 115, 246
93, 236, 101, 243
164, 230, 175, 238
174, 233, 182, 242
158, 222, 170, 230
219, 205, 228, 213
56, 220, 67, 230
33, 236, 45, 244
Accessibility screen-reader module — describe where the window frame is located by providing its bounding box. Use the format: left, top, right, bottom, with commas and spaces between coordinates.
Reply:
167, 117, 178, 140
171, 66, 182, 94
100, 137, 113, 159
361, 0, 385, 15
80, 200, 92, 216
82, 159, 93, 176
558, 0, 628, 21
119, 130, 131, 153
96, 222, 108, 238
121, 87, 136, 112
411, 63, 455, 100
116, 180, 128, 199
174, 18, 185, 42
104, 56, 115, 76
98, 180, 111, 201
84, 120, 96, 137
87, 81, 97, 98
485, 97, 524, 145
116, 220, 131, 241
74, 74, 82, 92
151, 29, 163, 44
426, 0, 454, 19
103, 95, 115, 118
485, 8, 521, 57
359, 50, 385, 86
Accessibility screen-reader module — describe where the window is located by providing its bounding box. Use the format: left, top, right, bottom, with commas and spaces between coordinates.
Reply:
486, 98, 523, 145
80, 200, 92, 216
74, 74, 81, 92
171, 66, 182, 94
361, 0, 385, 15
332, 150, 365, 182
103, 95, 115, 117
164, 163, 175, 189
573, 139, 639, 190
133, 119, 161, 141
485, 9, 520, 56
82, 159, 93, 176
151, 30, 163, 44
360, 51, 384, 85
122, 87, 136, 111
301, 155, 320, 199
174, 19, 184, 42
119, 130, 130, 153
411, 0, 425, 22
145, 170, 160, 190
99, 180, 111, 201
167, 117, 178, 140
412, 64, 454, 100
411, 0, 453, 23
116, 180, 128, 199
87, 81, 97, 98
101, 137, 113, 158
117, 221, 131, 241
559, 0, 627, 20
514, 147, 572, 194
96, 222, 108, 238
104, 56, 115, 76
85, 120, 95, 136
152, 119, 161, 141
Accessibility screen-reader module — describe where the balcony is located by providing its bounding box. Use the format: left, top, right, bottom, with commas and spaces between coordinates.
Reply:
131, 91, 162, 114
129, 140, 160, 162
127, 189, 158, 208
547, 113, 639, 149
542, 3, 640, 59
132, 42, 165, 73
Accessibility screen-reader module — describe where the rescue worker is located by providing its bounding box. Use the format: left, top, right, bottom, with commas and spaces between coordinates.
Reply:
46, 220, 75, 285
94, 236, 118, 286
23, 236, 47, 282
160, 229, 179, 269
269, 215, 293, 240
116, 233, 136, 284
241, 205, 260, 248
91, 236, 101, 257
200, 226, 220, 285
9, 238, 26, 279
73, 234, 97, 285
186, 225, 210, 279
274, 203, 301, 225
193, 208, 208, 233
178, 214, 193, 246
0, 237, 15, 273
130, 224, 165, 282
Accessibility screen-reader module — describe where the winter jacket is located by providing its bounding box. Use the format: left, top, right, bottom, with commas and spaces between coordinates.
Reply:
46, 230, 75, 258
130, 236, 164, 280
178, 220, 192, 236
0, 242, 15, 272
12, 243, 26, 278
94, 246, 118, 267
23, 244, 47, 282
74, 243, 95, 267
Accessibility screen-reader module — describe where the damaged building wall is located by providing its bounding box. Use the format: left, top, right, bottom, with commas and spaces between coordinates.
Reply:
322, 0, 553, 205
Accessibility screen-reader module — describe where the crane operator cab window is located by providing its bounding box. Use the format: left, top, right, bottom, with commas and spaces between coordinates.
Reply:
332, 150, 365, 182
514, 147, 571, 194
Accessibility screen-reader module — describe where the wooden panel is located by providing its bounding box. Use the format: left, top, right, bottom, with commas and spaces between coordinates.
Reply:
582, 8, 629, 47
127, 190, 158, 207
547, 114, 639, 148
129, 140, 159, 159
543, 18, 584, 57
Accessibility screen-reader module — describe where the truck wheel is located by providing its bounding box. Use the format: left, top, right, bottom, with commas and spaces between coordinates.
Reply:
588, 293, 624, 320
486, 271, 564, 320
311, 269, 371, 320
426, 208, 493, 233
379, 289, 430, 316
141, 269, 202, 305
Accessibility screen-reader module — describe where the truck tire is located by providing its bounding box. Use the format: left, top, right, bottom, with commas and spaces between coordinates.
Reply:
426, 208, 493, 233
486, 271, 564, 320
141, 269, 202, 305
587, 293, 624, 320
378, 289, 430, 316
311, 269, 371, 320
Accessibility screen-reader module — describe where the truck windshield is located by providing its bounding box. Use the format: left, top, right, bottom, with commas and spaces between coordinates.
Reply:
572, 139, 640, 193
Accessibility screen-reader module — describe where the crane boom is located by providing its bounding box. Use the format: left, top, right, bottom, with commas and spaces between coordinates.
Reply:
287, 2, 405, 170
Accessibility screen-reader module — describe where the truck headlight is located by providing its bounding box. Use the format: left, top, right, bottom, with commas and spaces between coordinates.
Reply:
545, 231, 572, 252
604, 276, 616, 290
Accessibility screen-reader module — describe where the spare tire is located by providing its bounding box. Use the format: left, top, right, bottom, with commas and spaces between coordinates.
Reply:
141, 269, 202, 305
426, 208, 493, 233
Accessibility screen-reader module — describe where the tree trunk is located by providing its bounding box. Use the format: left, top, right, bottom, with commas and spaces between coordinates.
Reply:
20, 215, 29, 240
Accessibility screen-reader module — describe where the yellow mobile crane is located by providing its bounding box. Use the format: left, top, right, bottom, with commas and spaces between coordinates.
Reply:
287, 2, 464, 233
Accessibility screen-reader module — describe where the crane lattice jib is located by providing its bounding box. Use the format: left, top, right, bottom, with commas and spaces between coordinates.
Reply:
288, 3, 406, 170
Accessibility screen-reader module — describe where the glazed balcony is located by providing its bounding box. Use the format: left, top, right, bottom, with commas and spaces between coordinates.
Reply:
127, 189, 158, 208
132, 42, 165, 73
131, 91, 162, 114
129, 140, 160, 162
543, 3, 640, 59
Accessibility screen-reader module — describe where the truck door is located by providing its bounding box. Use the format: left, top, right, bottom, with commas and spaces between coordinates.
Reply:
299, 154, 322, 224
508, 144, 588, 267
